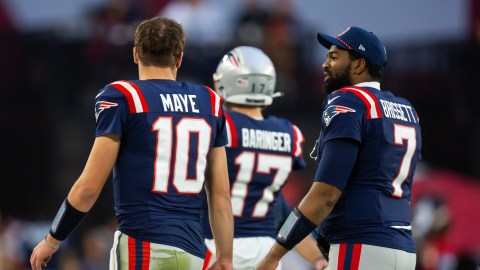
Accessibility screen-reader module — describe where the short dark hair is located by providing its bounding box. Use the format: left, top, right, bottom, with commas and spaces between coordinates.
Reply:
348, 50, 384, 81
134, 16, 185, 67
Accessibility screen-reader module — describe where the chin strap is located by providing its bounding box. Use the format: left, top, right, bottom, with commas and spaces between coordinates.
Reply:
272, 92, 284, 98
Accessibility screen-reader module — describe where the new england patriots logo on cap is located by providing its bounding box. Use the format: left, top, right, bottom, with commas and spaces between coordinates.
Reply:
95, 101, 118, 121
323, 105, 356, 126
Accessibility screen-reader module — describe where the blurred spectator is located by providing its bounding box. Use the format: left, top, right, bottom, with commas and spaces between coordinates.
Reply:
87, 0, 145, 47
0, 3, 14, 32
412, 196, 456, 270
56, 248, 82, 270
262, 0, 301, 107
160, 0, 234, 48
138, 0, 171, 18
2, 218, 59, 269
80, 224, 114, 270
233, 0, 318, 111
412, 167, 480, 270
0, 214, 5, 269
85, 0, 145, 82
0, 215, 116, 270
234, 0, 271, 47
448, 12, 480, 179
159, 0, 236, 84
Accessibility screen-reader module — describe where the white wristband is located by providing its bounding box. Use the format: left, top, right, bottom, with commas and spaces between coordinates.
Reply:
44, 235, 60, 250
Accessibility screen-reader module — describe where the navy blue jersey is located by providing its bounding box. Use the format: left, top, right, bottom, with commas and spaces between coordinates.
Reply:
203, 110, 305, 239
95, 79, 227, 258
313, 84, 421, 253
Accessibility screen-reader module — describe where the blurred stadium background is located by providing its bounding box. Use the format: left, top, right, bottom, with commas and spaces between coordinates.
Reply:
0, 0, 479, 269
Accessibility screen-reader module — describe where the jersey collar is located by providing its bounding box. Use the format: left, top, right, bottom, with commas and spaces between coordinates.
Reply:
355, 81, 380, 90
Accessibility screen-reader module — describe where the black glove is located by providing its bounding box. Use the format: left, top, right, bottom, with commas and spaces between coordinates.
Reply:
312, 231, 330, 261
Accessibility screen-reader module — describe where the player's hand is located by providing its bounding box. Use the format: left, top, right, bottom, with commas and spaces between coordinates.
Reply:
207, 258, 233, 270
30, 235, 60, 270
313, 255, 329, 270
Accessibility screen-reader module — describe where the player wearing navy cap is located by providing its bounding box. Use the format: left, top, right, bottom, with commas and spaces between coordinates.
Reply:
257, 26, 421, 270
201, 46, 328, 270
30, 16, 234, 270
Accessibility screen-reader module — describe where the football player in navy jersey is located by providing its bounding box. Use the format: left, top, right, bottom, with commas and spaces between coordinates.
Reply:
201, 46, 328, 270
30, 16, 233, 270
257, 26, 421, 270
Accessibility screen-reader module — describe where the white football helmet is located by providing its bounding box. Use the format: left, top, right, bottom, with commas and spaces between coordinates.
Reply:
213, 46, 281, 106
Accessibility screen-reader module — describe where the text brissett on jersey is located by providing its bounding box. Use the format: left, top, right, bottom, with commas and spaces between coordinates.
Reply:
379, 99, 417, 123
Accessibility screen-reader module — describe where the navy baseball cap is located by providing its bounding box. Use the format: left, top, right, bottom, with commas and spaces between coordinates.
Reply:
317, 26, 387, 69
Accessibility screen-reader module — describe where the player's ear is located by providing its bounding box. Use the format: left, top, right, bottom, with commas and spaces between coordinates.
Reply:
133, 47, 139, 64
352, 57, 367, 75
175, 52, 183, 69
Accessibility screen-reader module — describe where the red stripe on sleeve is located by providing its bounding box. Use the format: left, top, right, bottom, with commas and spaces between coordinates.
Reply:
128, 236, 136, 270
123, 80, 149, 112
292, 124, 298, 155
292, 124, 304, 157
338, 243, 346, 270
349, 86, 382, 118
218, 105, 223, 118
110, 83, 137, 114
204, 86, 223, 117
340, 88, 373, 119
225, 112, 237, 147
340, 86, 382, 119
350, 244, 362, 270
206, 86, 216, 116
142, 241, 150, 270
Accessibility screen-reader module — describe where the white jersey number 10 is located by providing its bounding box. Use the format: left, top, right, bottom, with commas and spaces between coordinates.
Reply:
151, 117, 212, 194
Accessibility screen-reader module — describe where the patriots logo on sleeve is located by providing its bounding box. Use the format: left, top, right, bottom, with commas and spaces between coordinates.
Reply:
323, 105, 356, 126
95, 101, 118, 121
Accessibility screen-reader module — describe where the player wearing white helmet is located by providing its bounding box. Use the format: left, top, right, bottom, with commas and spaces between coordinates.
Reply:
201, 46, 328, 270
213, 46, 282, 106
